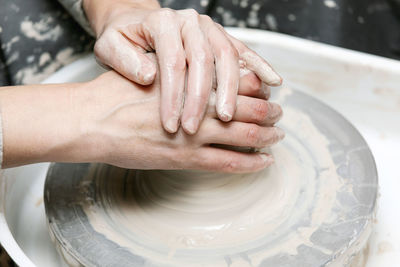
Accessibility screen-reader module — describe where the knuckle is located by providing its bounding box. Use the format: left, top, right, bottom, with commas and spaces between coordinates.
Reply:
94, 37, 108, 58
200, 14, 213, 24
171, 150, 191, 168
94, 29, 118, 58
191, 49, 213, 65
219, 43, 239, 59
221, 158, 239, 172
252, 101, 269, 122
156, 8, 175, 19
165, 53, 186, 72
215, 22, 224, 30
246, 125, 261, 145
93, 43, 103, 59
185, 8, 199, 18
147, 9, 177, 26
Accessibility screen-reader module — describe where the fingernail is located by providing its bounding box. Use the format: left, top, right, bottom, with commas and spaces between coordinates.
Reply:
141, 65, 156, 85
241, 51, 282, 86
260, 153, 274, 165
275, 127, 285, 141
219, 105, 233, 122
165, 117, 179, 133
268, 71, 282, 86
221, 111, 232, 121
142, 71, 155, 84
183, 117, 199, 135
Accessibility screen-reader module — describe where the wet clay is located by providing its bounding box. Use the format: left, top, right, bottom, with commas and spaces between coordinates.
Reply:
46, 88, 376, 266
78, 89, 346, 266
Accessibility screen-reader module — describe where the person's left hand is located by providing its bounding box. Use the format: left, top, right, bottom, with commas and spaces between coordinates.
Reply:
83, 0, 282, 135
0, 69, 283, 172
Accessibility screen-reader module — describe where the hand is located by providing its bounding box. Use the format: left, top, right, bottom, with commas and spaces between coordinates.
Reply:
74, 71, 283, 172
83, 0, 282, 134
0, 71, 283, 172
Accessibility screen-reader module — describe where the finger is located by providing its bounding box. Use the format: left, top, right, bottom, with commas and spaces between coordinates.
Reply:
207, 92, 281, 125
215, 25, 282, 86
202, 120, 285, 149
179, 10, 214, 135
262, 83, 271, 100
200, 15, 239, 122
235, 97, 282, 125
150, 10, 187, 133
240, 49, 283, 86
238, 68, 271, 99
94, 29, 157, 85
194, 147, 274, 173
215, 67, 270, 99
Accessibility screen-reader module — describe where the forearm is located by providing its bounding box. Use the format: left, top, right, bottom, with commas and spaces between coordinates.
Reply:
0, 83, 97, 168
83, 0, 160, 36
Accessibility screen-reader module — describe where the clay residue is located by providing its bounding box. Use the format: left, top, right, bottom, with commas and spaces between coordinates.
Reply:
15, 48, 79, 84
65, 88, 375, 266
324, 0, 338, 9
35, 197, 43, 207
20, 17, 63, 41
377, 241, 393, 254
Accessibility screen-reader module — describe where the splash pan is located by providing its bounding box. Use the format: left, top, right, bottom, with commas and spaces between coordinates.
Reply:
44, 89, 377, 267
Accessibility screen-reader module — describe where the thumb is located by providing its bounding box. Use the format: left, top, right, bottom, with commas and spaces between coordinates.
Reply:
94, 30, 157, 85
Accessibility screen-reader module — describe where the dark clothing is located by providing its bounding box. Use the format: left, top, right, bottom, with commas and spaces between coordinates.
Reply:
0, 0, 94, 86
162, 0, 400, 60
0, 0, 399, 87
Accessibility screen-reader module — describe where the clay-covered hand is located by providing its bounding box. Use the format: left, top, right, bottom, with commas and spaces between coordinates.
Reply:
0, 71, 283, 172
76, 71, 283, 172
83, 0, 282, 134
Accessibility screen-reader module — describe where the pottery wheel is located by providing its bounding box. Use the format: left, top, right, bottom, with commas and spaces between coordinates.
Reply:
44, 89, 378, 267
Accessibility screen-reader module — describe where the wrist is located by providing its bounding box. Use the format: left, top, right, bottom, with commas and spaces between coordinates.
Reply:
83, 0, 160, 36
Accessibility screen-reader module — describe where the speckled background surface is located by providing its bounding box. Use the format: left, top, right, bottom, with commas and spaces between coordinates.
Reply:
0, 0, 399, 87
161, 0, 400, 60
0, 0, 93, 86
0, 0, 399, 265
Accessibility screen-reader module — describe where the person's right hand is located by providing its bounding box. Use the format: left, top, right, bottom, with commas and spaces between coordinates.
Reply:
83, 0, 282, 135
0, 70, 283, 172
